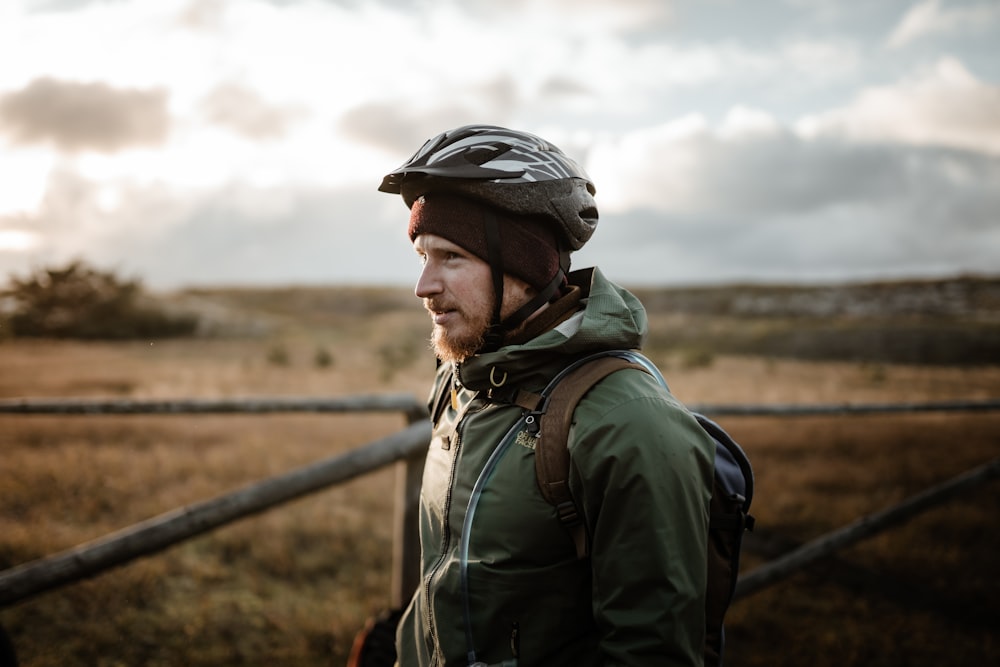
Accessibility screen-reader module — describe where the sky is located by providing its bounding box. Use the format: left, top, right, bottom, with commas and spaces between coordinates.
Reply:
0, 0, 998, 290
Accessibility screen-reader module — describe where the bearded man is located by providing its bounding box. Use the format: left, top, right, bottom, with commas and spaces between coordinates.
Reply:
378, 125, 715, 667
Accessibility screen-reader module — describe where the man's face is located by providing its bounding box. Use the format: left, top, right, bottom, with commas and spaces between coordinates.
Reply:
413, 233, 531, 362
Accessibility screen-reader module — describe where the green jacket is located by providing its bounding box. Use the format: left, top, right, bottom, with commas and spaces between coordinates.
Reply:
396, 267, 715, 667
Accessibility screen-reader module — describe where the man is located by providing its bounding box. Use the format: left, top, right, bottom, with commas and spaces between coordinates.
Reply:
379, 125, 715, 666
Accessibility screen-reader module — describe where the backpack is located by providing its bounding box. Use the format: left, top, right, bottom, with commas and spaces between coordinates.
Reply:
526, 349, 755, 667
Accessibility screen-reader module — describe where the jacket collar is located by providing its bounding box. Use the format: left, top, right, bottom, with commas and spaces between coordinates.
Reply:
453, 267, 647, 399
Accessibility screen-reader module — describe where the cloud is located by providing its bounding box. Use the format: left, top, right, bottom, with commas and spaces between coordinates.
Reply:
797, 57, 1000, 154
0, 164, 415, 288
539, 76, 594, 101
448, 0, 672, 33
887, 0, 1000, 49
6, 115, 998, 291
22, 0, 111, 12
175, 0, 226, 30
338, 89, 520, 158
575, 95, 1000, 285
0, 77, 170, 152
592, 94, 1000, 225
589, 112, 909, 218
0, 229, 41, 253
199, 82, 302, 140
577, 141, 1000, 286
128, 185, 414, 288
779, 38, 860, 81
3, 0, 998, 290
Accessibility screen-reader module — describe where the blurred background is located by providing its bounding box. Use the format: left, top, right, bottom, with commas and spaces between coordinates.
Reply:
1, 1, 999, 666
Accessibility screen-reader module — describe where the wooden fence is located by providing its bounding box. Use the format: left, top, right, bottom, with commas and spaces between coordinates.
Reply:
2, 396, 999, 613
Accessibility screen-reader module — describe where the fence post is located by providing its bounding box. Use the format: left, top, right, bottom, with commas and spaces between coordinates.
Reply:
392, 408, 428, 609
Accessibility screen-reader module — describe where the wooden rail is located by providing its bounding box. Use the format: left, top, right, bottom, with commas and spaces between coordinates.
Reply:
735, 456, 1000, 599
0, 394, 424, 415
0, 420, 431, 608
688, 398, 1000, 417
1, 396, 999, 612
3, 396, 1000, 416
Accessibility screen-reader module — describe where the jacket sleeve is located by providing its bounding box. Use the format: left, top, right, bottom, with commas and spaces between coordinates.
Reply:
567, 369, 715, 667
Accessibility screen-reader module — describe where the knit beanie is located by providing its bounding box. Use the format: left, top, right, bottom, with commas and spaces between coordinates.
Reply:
408, 192, 561, 291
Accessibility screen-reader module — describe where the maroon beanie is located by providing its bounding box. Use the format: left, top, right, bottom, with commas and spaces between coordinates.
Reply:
408, 193, 561, 291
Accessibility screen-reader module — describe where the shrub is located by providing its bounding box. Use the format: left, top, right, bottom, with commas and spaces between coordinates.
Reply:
680, 347, 716, 370
267, 343, 291, 366
377, 340, 420, 382
2, 261, 198, 339
314, 346, 334, 369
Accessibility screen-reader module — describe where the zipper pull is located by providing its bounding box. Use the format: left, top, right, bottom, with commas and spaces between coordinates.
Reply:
451, 365, 462, 410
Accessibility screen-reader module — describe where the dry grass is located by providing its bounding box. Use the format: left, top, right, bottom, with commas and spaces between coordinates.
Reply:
1, 292, 999, 666
726, 411, 1000, 667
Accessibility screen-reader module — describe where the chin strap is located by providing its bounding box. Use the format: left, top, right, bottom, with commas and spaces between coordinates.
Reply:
480, 210, 565, 354
482, 210, 506, 352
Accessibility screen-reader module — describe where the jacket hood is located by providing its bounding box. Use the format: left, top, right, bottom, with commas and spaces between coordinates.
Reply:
456, 266, 648, 393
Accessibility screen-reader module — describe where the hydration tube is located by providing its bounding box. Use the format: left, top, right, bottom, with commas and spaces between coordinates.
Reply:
460, 415, 526, 667
541, 349, 669, 397
612, 350, 669, 391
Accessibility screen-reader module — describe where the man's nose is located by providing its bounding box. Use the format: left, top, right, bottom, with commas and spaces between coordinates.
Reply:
415, 263, 442, 299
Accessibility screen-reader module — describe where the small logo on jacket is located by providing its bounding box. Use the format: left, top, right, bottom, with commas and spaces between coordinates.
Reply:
515, 430, 537, 450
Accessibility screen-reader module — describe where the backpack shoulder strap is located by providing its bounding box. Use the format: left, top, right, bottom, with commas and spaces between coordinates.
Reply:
536, 355, 647, 559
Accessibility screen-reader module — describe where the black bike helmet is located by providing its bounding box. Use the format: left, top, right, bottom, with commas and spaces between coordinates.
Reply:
380, 124, 599, 353
379, 124, 598, 251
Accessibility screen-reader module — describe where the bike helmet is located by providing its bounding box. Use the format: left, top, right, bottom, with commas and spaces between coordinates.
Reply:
380, 124, 599, 353
379, 124, 598, 251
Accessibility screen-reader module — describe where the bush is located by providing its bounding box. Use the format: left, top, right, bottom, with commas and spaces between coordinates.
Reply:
314, 346, 334, 369
267, 343, 290, 366
2, 261, 198, 339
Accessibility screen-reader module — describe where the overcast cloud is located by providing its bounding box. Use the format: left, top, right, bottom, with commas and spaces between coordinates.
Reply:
0, 77, 169, 152
0, 0, 997, 289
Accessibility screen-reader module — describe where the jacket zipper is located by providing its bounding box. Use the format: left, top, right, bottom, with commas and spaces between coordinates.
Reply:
424, 368, 481, 666
423, 422, 462, 666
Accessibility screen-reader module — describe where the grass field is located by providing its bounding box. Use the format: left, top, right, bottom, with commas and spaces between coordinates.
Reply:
1, 283, 999, 666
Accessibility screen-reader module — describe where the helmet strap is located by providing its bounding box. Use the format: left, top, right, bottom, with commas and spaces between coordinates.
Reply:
559, 248, 572, 274
482, 211, 506, 352
500, 269, 565, 332
479, 210, 566, 354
